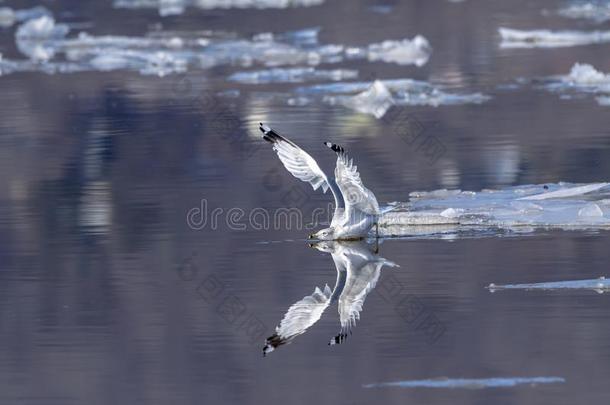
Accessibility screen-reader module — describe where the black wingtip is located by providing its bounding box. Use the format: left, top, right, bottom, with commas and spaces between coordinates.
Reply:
260, 122, 277, 144
325, 142, 344, 154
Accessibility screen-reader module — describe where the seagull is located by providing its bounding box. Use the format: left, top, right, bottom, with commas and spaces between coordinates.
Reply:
263, 241, 398, 356
260, 122, 381, 240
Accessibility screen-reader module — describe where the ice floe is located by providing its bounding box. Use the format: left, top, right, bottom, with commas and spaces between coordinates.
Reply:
487, 277, 609, 293
364, 377, 565, 389
0, 6, 51, 28
499, 27, 610, 48
557, 1, 610, 23
113, 0, 325, 16
227, 67, 358, 84
3, 13, 431, 77
365, 36, 431, 67
378, 182, 610, 236
296, 79, 490, 117
538, 63, 610, 106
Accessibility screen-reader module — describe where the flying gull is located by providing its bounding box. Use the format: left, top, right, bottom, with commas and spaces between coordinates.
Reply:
260, 122, 380, 240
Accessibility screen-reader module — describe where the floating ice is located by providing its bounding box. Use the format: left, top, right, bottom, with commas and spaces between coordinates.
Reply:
518, 181, 609, 200
499, 27, 610, 48
364, 377, 566, 389
326, 80, 395, 118
538, 63, 610, 105
378, 182, 610, 235
0, 7, 15, 28
4, 17, 432, 78
597, 95, 610, 105
366, 36, 432, 67
113, 0, 324, 16
227, 67, 358, 84
298, 79, 490, 117
487, 277, 609, 293
557, 2, 610, 23
0, 6, 51, 28
16, 15, 69, 40
15, 16, 70, 61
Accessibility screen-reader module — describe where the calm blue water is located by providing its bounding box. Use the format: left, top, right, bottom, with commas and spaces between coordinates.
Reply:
1, 0, 610, 404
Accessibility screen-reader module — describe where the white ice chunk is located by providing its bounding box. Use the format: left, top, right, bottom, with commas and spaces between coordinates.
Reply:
557, 2, 610, 23
499, 27, 610, 48
378, 183, 610, 236
0, 6, 51, 28
578, 203, 604, 217
364, 377, 565, 389
539, 63, 610, 104
440, 208, 464, 218
113, 0, 324, 16
367, 35, 432, 66
597, 95, 610, 106
15, 16, 70, 61
228, 67, 357, 84
518, 182, 609, 200
297, 78, 489, 116
16, 15, 69, 40
0, 7, 15, 28
568, 63, 610, 84
327, 80, 395, 118
487, 277, 609, 292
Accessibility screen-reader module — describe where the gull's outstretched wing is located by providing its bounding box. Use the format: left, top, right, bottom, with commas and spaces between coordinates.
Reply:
325, 142, 379, 219
263, 285, 332, 356
260, 123, 344, 209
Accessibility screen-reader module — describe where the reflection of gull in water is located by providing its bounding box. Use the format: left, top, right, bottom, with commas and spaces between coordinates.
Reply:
260, 123, 380, 240
263, 241, 398, 356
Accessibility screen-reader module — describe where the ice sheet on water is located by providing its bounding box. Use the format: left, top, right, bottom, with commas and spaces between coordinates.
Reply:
228, 67, 358, 84
499, 27, 610, 48
364, 377, 566, 389
487, 277, 609, 293
557, 1, 610, 23
113, 0, 324, 16
5, 14, 431, 77
538, 63, 610, 106
378, 182, 610, 234
298, 79, 489, 118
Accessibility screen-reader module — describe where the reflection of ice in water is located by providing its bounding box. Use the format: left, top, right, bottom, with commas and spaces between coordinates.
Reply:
114, 0, 324, 16
539, 63, 610, 106
488, 277, 609, 293
499, 27, 610, 48
378, 182, 610, 236
557, 1, 610, 23
364, 377, 565, 389
297, 79, 489, 118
